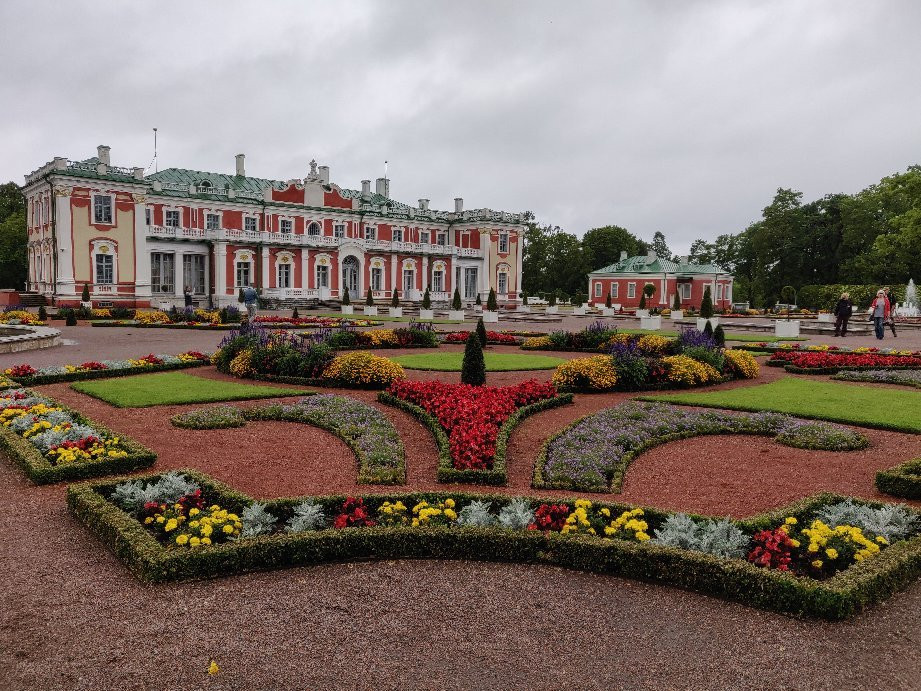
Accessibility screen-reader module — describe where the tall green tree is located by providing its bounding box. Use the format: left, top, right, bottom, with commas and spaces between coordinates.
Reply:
581, 225, 646, 271
0, 182, 26, 290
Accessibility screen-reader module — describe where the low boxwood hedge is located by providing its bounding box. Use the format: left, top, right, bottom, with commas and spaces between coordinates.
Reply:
378, 392, 573, 485
1, 407, 155, 484
68, 470, 921, 620
9, 360, 207, 386
876, 458, 921, 500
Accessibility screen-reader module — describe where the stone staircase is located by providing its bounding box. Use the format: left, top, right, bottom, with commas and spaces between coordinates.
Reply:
16, 292, 47, 307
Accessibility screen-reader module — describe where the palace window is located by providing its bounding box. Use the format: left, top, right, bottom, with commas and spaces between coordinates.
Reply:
277, 263, 291, 289
165, 210, 180, 228
499, 232, 509, 253
420, 231, 430, 245
594, 282, 602, 297
364, 226, 376, 240
717, 284, 723, 301
611, 283, 619, 298
432, 269, 444, 293
371, 267, 383, 291
403, 268, 415, 292
307, 221, 321, 236
95, 254, 114, 285
151, 253, 175, 294
498, 272, 508, 295
206, 213, 220, 230
392, 228, 402, 242
316, 264, 329, 288
436, 232, 447, 246
145, 208, 151, 226
334, 224, 345, 238
280, 219, 292, 234
725, 284, 732, 302
93, 195, 113, 224
680, 283, 692, 300
627, 283, 635, 299
235, 261, 251, 287
463, 267, 478, 300
182, 255, 206, 294
244, 216, 258, 232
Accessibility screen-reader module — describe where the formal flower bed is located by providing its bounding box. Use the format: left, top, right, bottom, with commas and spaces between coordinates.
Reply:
2, 351, 211, 386
442, 331, 521, 345
171, 395, 405, 484
254, 315, 382, 328
739, 342, 920, 356
876, 458, 921, 500
381, 379, 570, 484
0, 309, 44, 325
834, 369, 921, 389
69, 469, 921, 619
768, 351, 921, 373
318, 323, 438, 349
0, 388, 155, 483
521, 323, 672, 353
535, 402, 869, 493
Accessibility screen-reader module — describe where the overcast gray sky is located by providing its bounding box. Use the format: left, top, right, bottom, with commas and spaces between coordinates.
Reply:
2, 1, 919, 253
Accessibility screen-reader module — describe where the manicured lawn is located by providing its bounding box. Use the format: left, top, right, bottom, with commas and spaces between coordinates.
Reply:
311, 311, 464, 324
71, 371, 312, 408
391, 352, 566, 371
641, 377, 921, 433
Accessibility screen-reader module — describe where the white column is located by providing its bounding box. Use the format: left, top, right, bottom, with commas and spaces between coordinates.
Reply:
515, 230, 523, 299
261, 245, 270, 290
421, 256, 429, 298
132, 196, 152, 298
301, 249, 310, 290
390, 252, 398, 294
53, 186, 76, 296
214, 241, 227, 304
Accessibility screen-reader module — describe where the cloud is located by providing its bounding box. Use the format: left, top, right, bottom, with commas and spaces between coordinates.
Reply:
2, 0, 919, 253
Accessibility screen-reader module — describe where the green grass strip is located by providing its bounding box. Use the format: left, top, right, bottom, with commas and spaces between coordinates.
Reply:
390, 352, 566, 371
641, 377, 921, 433
71, 371, 312, 408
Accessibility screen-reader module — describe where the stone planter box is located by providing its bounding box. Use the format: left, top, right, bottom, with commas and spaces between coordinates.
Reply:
517, 305, 531, 313
817, 313, 834, 323
341, 305, 354, 315
482, 310, 499, 323
474, 305, 483, 313
418, 309, 434, 321
389, 307, 403, 318
602, 308, 617, 317
363, 306, 378, 316
546, 306, 558, 314
775, 320, 801, 337
573, 306, 587, 315
696, 317, 719, 331
635, 309, 650, 318
640, 315, 662, 330
670, 310, 684, 320
448, 310, 465, 321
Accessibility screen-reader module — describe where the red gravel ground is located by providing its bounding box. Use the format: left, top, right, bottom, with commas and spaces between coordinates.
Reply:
4, 349, 921, 687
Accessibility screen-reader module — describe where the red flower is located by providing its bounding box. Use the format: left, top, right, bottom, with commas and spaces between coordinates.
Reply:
333, 497, 377, 528
5, 364, 37, 377
528, 503, 570, 531
747, 528, 795, 571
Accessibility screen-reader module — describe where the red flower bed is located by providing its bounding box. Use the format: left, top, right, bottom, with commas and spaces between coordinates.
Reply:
79, 361, 109, 371
333, 497, 376, 528
747, 528, 795, 571
4, 364, 36, 377
528, 503, 570, 532
136, 354, 164, 366
180, 351, 210, 361
770, 351, 921, 369
442, 331, 521, 345
388, 379, 557, 470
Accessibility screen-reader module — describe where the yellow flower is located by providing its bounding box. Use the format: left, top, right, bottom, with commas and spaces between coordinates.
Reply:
785, 517, 797, 525
222, 524, 234, 534
812, 560, 823, 568
189, 508, 199, 516
176, 534, 189, 545
208, 660, 219, 675
190, 537, 201, 547
164, 518, 178, 532
825, 548, 838, 560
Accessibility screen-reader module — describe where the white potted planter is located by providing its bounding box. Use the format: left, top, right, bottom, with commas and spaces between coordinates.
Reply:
341, 305, 354, 315
775, 319, 801, 337
482, 310, 499, 323
670, 310, 684, 320
517, 304, 531, 313
364, 305, 378, 316
817, 313, 834, 323
448, 310, 465, 321
573, 306, 587, 315
635, 309, 650, 318
546, 305, 558, 314
474, 304, 483, 314
602, 307, 617, 317
640, 315, 662, 330
390, 307, 403, 318
696, 317, 719, 331
419, 309, 434, 321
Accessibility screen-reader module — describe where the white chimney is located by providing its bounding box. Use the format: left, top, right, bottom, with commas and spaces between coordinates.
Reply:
318, 165, 329, 184
619, 250, 628, 261
235, 154, 245, 176
454, 197, 463, 213
361, 179, 371, 195
419, 199, 429, 210
97, 145, 111, 166
375, 177, 390, 197
647, 249, 657, 259
132, 167, 144, 180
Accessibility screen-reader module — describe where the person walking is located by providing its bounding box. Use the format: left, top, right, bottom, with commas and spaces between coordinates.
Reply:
869, 289, 890, 340
833, 292, 853, 337
242, 285, 258, 320
183, 285, 193, 309
884, 287, 898, 337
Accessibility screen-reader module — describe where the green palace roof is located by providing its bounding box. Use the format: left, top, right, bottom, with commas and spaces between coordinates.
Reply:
592, 254, 730, 276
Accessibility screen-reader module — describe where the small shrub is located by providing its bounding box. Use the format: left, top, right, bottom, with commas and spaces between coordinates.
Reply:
342, 287, 351, 306
701, 286, 713, 319
391, 288, 400, 308
322, 351, 405, 388
497, 498, 534, 530
713, 324, 726, 347
421, 288, 431, 310
292, 307, 299, 319
240, 503, 277, 538
38, 306, 47, 321
365, 288, 374, 307
653, 514, 749, 559
65, 311, 77, 326
487, 288, 498, 311
81, 284, 90, 302
672, 293, 681, 310
452, 288, 462, 310
457, 500, 498, 527
475, 318, 487, 347
286, 500, 327, 532
171, 405, 246, 429
551, 356, 618, 391
605, 292, 612, 308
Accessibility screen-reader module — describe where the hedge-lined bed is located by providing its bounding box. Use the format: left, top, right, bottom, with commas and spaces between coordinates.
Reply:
0, 388, 155, 484
834, 369, 921, 389
68, 469, 921, 620
3, 352, 211, 386
876, 459, 921, 500
170, 396, 405, 485
533, 402, 869, 493
379, 390, 573, 485
766, 350, 921, 374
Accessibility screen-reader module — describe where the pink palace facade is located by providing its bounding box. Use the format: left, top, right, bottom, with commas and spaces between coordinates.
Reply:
22, 146, 526, 308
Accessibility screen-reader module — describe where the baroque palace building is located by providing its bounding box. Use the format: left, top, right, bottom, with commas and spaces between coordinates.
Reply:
22, 146, 526, 308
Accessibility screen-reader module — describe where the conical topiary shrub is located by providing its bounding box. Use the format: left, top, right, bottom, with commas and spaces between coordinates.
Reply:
475, 294, 482, 306
701, 286, 713, 319
38, 306, 47, 321
292, 307, 299, 319
391, 288, 400, 308
461, 323, 486, 385
713, 324, 726, 347
342, 287, 351, 306
81, 284, 90, 302
605, 292, 612, 308
703, 320, 714, 338
672, 292, 681, 310
238, 287, 245, 303
366, 288, 374, 307
65, 310, 77, 326
452, 288, 462, 311
475, 317, 487, 347
422, 288, 431, 310
486, 288, 498, 311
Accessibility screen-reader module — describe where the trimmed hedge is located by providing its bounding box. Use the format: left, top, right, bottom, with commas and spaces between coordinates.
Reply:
68, 470, 921, 620
377, 391, 573, 485
876, 458, 921, 500
0, 406, 155, 484
8, 360, 207, 387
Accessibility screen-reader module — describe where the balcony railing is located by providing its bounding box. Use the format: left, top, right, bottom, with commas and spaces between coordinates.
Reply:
145, 225, 485, 257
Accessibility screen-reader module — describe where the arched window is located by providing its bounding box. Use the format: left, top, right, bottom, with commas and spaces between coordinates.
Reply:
307, 221, 321, 236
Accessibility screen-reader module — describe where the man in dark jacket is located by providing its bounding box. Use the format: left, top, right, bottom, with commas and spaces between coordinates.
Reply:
833, 292, 853, 337
884, 287, 898, 337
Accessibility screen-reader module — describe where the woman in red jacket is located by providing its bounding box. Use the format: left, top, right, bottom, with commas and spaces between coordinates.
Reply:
870, 290, 890, 340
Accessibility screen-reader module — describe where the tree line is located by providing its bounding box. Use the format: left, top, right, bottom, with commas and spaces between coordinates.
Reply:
522, 164, 921, 307
0, 182, 27, 291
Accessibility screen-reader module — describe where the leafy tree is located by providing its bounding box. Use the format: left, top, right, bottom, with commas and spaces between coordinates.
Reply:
548, 294, 556, 307
651, 231, 672, 260
0, 211, 27, 290
461, 326, 486, 385
475, 317, 487, 347
581, 225, 646, 272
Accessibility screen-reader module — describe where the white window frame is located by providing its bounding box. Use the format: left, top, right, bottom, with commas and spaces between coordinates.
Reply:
627, 282, 636, 299
725, 283, 732, 302
182, 254, 206, 294
95, 253, 114, 285
151, 252, 175, 295
680, 283, 692, 300
432, 270, 444, 293
420, 230, 430, 245
403, 268, 415, 292
205, 213, 220, 231
244, 216, 258, 232
334, 223, 345, 238
392, 227, 403, 243
498, 272, 508, 295
316, 264, 329, 288
277, 262, 291, 289
145, 207, 151, 226
717, 284, 723, 301
93, 194, 114, 225
307, 221, 321, 236
364, 225, 376, 240
235, 261, 252, 287
594, 282, 602, 297
165, 209, 181, 228
279, 218, 293, 235
436, 232, 447, 246
499, 232, 509, 253
611, 283, 619, 298
371, 267, 383, 291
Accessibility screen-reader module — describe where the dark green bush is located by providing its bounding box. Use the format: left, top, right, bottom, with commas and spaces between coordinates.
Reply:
365, 288, 374, 307
81, 284, 90, 302
391, 288, 400, 308
461, 326, 486, 385
487, 288, 498, 311
684, 345, 724, 372
292, 307, 299, 319
37, 306, 47, 321
475, 318, 487, 347
65, 311, 78, 326
701, 286, 713, 318
421, 288, 431, 310
452, 288, 462, 310
713, 324, 726, 347
342, 287, 351, 306
876, 459, 921, 499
